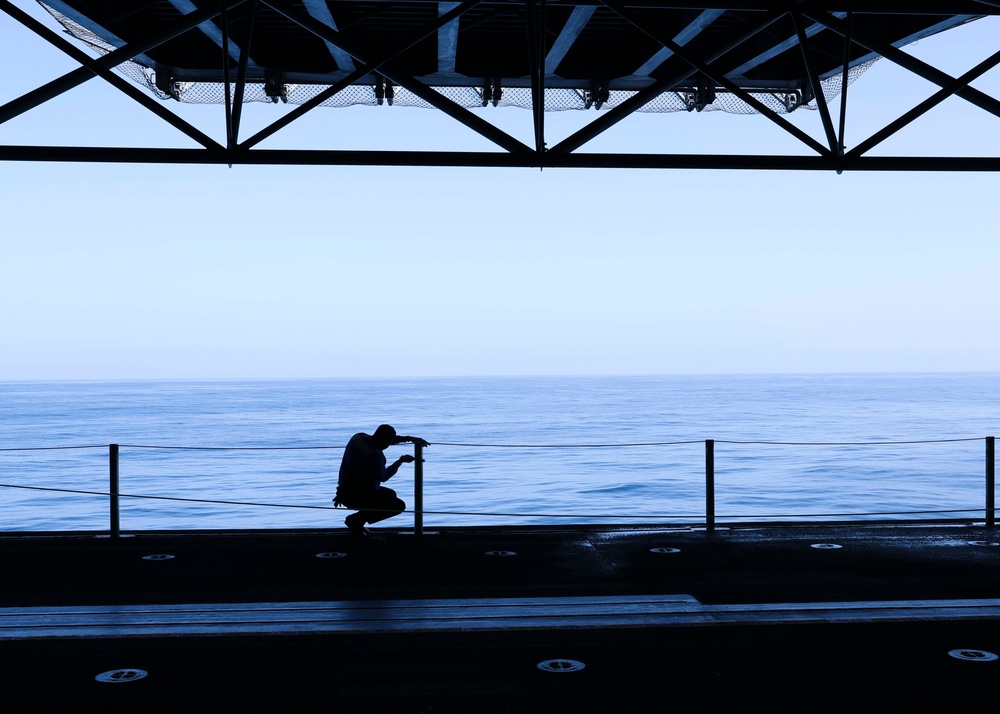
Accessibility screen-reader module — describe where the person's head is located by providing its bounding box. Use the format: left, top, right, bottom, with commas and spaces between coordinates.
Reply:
373, 424, 397, 450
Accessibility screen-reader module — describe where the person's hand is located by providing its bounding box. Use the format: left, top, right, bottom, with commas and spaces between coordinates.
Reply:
397, 454, 415, 464
332, 497, 343, 508
408, 436, 430, 448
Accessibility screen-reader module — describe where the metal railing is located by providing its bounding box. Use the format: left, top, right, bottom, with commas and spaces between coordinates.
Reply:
2, 436, 996, 536
89, 436, 995, 536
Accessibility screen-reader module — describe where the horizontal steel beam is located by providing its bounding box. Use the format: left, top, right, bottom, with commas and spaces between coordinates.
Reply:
306, 0, 999, 13
3, 145, 1000, 171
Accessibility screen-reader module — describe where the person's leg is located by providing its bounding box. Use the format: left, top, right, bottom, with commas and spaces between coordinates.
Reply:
344, 510, 368, 537
343, 488, 406, 537
359, 487, 406, 525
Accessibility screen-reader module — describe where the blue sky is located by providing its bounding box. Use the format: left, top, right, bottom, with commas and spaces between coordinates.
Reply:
1, 4, 998, 379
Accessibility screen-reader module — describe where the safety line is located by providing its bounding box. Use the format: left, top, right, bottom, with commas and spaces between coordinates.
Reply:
0, 445, 105, 452
1, 436, 988, 451
0, 482, 983, 520
716, 437, 985, 446
0, 482, 335, 511
432, 440, 704, 448
118, 444, 346, 451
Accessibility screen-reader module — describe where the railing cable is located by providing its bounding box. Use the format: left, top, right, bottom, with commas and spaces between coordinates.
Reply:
0, 445, 106, 451
433, 440, 704, 448
0, 481, 985, 521
119, 444, 346, 450
716, 437, 985, 446
2, 436, 987, 451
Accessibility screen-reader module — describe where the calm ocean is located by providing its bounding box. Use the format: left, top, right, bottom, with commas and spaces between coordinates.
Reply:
0, 374, 997, 532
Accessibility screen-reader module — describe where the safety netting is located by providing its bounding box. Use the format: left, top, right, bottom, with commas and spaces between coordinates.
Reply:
43, 3, 877, 116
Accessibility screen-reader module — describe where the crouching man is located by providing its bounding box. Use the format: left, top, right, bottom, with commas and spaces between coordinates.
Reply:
333, 424, 429, 539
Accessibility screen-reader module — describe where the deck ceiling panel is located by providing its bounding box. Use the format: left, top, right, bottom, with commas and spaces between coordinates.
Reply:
333, 4, 442, 76
453, 12, 535, 78
725, 13, 819, 84
234, 5, 341, 73
647, 9, 761, 77
37, 1, 986, 88
554, 8, 667, 79
78, 2, 228, 69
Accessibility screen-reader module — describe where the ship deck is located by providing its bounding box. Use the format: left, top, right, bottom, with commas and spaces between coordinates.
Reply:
1, 522, 999, 710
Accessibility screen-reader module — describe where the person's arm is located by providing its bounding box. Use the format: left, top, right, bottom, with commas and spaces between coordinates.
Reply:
382, 454, 415, 481
393, 434, 430, 448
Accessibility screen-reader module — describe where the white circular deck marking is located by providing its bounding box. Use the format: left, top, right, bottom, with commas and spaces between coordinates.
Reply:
650, 547, 681, 554
948, 649, 998, 662
485, 550, 517, 556
537, 659, 586, 673
141, 554, 175, 561
811, 543, 842, 549
95, 668, 148, 683
315, 552, 348, 559
967, 541, 1000, 547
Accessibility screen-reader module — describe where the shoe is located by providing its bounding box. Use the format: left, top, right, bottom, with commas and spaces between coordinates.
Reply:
345, 513, 369, 539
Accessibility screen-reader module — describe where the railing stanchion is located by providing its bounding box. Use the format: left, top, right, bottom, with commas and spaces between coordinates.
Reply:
414, 442, 424, 536
705, 439, 715, 533
987, 436, 995, 529
109, 443, 120, 538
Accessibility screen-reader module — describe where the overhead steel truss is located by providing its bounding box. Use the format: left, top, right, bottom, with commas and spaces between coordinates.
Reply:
2, 0, 1000, 170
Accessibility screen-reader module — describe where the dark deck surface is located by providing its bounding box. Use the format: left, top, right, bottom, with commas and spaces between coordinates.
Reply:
2, 523, 999, 711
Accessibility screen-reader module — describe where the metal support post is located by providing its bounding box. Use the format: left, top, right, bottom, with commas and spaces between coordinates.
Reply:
414, 442, 424, 535
109, 444, 120, 538
705, 439, 715, 533
987, 436, 995, 529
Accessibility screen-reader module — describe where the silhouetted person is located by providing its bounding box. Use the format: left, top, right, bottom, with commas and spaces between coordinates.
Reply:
333, 424, 429, 539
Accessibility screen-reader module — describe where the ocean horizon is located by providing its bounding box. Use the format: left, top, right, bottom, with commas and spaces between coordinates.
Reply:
1, 373, 997, 532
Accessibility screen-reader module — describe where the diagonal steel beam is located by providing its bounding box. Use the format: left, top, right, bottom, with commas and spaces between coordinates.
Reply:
550, 9, 788, 155
240, 0, 483, 150
631, 9, 725, 77
726, 12, 844, 79
438, 2, 462, 74
545, 5, 595, 75
847, 45, 1000, 158
792, 10, 838, 153
260, 0, 532, 155
230, 0, 259, 147
222, 2, 235, 149
39, 0, 156, 67
303, 0, 355, 71
538, 0, 546, 154
167, 0, 255, 66
836, 2, 854, 156
0, 0, 246, 126
805, 10, 1000, 121
0, 0, 224, 150
594, 1, 831, 156
526, 0, 546, 154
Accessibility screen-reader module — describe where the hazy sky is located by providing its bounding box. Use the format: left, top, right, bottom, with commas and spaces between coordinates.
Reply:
1, 4, 998, 379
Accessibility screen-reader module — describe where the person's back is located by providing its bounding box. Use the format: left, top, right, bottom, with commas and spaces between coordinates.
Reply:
337, 432, 385, 501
